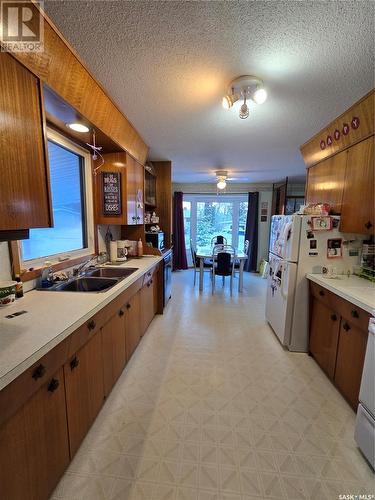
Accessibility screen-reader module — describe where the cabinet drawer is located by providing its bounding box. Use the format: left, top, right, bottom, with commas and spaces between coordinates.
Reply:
332, 296, 371, 332
142, 266, 156, 286
67, 310, 107, 357
309, 282, 335, 305
0, 339, 69, 426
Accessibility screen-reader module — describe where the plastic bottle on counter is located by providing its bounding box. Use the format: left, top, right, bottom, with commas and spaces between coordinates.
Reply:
137, 238, 143, 257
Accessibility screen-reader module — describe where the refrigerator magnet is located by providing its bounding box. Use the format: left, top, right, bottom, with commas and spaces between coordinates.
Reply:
311, 216, 332, 231
327, 238, 343, 259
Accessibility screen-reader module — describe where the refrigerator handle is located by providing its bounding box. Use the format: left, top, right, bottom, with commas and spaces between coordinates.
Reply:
280, 262, 289, 299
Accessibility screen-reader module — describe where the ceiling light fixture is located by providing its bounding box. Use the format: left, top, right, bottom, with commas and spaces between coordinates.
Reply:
66, 123, 90, 133
222, 75, 267, 119
216, 170, 228, 191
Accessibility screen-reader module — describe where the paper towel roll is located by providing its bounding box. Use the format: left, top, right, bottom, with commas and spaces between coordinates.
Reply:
110, 241, 118, 263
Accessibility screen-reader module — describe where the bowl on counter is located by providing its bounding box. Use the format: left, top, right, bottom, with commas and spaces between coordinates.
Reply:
0, 281, 17, 306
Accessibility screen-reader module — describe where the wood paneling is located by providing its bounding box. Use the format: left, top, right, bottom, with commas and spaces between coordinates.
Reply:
301, 90, 374, 167
305, 150, 347, 213
0, 53, 52, 230
309, 298, 340, 378
7, 1, 148, 164
101, 309, 127, 397
0, 368, 69, 500
341, 136, 375, 234
334, 320, 368, 410
64, 331, 104, 456
153, 161, 172, 248
125, 290, 141, 360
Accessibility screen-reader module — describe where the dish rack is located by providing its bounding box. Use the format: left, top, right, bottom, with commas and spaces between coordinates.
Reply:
356, 243, 375, 282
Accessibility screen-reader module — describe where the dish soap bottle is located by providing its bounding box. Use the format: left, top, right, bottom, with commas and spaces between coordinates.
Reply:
137, 238, 143, 257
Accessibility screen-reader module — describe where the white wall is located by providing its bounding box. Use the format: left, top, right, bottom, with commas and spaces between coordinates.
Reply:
0, 243, 12, 281
173, 183, 273, 270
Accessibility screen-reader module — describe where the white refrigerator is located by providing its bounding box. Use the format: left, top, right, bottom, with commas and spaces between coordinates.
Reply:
265, 214, 360, 352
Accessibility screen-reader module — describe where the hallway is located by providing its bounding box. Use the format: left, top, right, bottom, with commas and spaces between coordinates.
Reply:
52, 271, 374, 500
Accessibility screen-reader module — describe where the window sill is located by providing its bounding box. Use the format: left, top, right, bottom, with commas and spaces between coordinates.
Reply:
19, 253, 95, 282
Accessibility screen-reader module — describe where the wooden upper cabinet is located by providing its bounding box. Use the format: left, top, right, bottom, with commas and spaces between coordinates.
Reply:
305, 150, 347, 214
0, 368, 69, 500
341, 136, 374, 234
0, 53, 52, 230
94, 153, 144, 225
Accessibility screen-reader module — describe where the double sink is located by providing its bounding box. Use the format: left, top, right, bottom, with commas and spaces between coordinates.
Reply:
43, 267, 139, 293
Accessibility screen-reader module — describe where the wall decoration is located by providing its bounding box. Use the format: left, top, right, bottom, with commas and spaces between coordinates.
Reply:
260, 215, 267, 222
102, 172, 122, 216
327, 238, 343, 259
351, 116, 360, 129
342, 123, 350, 135
319, 116, 361, 149
334, 129, 340, 140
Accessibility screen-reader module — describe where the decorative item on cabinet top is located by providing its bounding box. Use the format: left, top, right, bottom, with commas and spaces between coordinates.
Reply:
300, 89, 374, 167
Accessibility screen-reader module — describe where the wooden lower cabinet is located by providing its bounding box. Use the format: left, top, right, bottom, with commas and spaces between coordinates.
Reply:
309, 297, 340, 378
0, 368, 69, 500
140, 278, 156, 336
101, 308, 127, 396
309, 282, 369, 410
0, 264, 161, 499
125, 290, 142, 360
64, 330, 105, 456
334, 320, 368, 410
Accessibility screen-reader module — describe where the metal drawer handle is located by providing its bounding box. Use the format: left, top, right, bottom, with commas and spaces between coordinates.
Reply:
343, 322, 351, 332
365, 221, 373, 230
47, 378, 59, 393
330, 314, 337, 321
319, 290, 325, 297
126, 303, 131, 310
87, 319, 96, 331
32, 364, 46, 381
351, 309, 359, 318
119, 309, 125, 317
70, 356, 79, 371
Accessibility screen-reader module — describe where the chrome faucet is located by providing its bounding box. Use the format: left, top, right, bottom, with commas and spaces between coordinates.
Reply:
73, 255, 98, 276
37, 266, 54, 288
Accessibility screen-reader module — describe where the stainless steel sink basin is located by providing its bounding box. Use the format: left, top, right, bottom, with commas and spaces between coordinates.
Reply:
54, 277, 119, 292
85, 267, 138, 279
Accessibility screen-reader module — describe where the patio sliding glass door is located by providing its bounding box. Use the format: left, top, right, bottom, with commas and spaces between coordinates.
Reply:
183, 194, 248, 266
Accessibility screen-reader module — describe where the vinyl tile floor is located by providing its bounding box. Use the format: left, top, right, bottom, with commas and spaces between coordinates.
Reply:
51, 270, 374, 500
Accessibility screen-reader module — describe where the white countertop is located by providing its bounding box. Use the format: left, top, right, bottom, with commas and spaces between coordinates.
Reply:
0, 256, 163, 391
306, 273, 375, 315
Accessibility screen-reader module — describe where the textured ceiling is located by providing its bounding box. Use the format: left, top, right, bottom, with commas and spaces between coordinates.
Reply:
44, 0, 374, 184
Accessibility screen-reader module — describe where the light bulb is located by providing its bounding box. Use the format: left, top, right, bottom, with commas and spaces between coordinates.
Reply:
222, 96, 231, 110
253, 87, 267, 104
217, 180, 227, 190
66, 123, 90, 133
239, 102, 249, 119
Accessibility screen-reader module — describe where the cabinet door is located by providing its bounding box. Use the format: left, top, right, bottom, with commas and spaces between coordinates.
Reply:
0, 53, 52, 230
309, 297, 340, 378
126, 157, 137, 224
0, 368, 69, 500
135, 162, 144, 224
125, 290, 142, 360
64, 331, 104, 456
341, 136, 374, 234
101, 308, 127, 397
140, 279, 156, 336
306, 151, 347, 214
334, 320, 368, 410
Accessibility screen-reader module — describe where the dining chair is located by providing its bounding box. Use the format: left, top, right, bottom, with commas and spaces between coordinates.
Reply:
234, 239, 249, 275
190, 239, 212, 286
210, 235, 227, 246
212, 245, 236, 295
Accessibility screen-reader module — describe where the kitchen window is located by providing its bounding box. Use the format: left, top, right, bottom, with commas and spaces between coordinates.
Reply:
20, 129, 94, 267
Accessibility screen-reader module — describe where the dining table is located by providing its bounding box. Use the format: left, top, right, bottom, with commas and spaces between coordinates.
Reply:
196, 246, 248, 292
